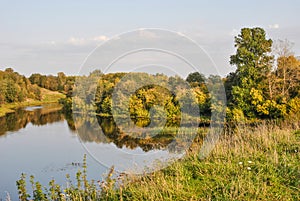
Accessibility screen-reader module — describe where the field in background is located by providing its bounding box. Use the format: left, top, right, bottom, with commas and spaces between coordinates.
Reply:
0, 88, 65, 117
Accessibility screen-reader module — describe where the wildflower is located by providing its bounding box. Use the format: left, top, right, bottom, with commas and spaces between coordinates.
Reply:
247, 167, 251, 170
247, 161, 252, 164
238, 162, 243, 165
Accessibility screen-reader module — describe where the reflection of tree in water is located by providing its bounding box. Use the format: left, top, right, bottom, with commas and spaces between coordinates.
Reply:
69, 114, 202, 153
0, 105, 64, 136
71, 113, 109, 143
98, 117, 175, 152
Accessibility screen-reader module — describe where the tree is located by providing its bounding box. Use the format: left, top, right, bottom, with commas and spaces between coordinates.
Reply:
57, 72, 67, 91
228, 27, 274, 118
186, 72, 206, 87
29, 73, 42, 85
272, 40, 300, 101
276, 55, 300, 99
5, 79, 18, 103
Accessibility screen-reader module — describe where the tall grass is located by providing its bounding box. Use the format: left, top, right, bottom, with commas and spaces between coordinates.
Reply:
17, 121, 300, 200
113, 121, 299, 201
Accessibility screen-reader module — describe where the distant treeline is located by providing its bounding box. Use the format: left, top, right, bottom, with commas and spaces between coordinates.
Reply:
1, 27, 300, 122
0, 68, 41, 104
62, 71, 214, 124
29, 72, 75, 96
61, 27, 300, 122
0, 68, 74, 105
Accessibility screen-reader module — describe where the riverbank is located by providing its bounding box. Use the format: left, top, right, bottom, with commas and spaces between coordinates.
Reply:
17, 120, 300, 200
0, 88, 65, 117
102, 121, 300, 200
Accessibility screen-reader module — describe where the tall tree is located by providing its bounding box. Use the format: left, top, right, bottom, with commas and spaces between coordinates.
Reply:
228, 27, 274, 117
276, 55, 300, 99
272, 39, 299, 100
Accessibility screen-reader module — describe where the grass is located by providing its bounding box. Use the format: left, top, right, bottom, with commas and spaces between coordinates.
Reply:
111, 121, 299, 201
0, 88, 65, 117
17, 121, 300, 200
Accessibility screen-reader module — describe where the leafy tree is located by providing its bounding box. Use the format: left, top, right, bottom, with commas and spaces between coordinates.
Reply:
57, 72, 67, 91
186, 72, 206, 87
29, 73, 42, 85
228, 27, 274, 118
5, 79, 18, 103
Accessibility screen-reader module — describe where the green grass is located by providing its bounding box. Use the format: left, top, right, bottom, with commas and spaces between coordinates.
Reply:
17, 121, 300, 200
111, 122, 299, 201
40, 88, 65, 102
0, 89, 65, 117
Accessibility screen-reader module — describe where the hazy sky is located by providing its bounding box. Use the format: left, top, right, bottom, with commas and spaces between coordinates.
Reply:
0, 0, 299, 77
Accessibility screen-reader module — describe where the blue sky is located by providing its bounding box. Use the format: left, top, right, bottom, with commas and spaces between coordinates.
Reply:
0, 0, 299, 77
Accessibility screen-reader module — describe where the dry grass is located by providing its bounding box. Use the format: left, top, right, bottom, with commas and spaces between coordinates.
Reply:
111, 121, 300, 201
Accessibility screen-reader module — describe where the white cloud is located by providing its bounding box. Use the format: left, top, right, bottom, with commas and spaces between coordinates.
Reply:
93, 35, 109, 42
67, 35, 108, 46
68, 37, 86, 46
268, 24, 280, 29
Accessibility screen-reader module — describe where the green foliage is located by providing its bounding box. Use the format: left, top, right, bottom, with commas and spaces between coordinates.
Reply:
63, 72, 211, 123
228, 27, 274, 118
29, 72, 75, 94
287, 97, 300, 118
186, 72, 206, 87
30, 175, 47, 201
0, 68, 42, 105
16, 154, 123, 200
226, 27, 300, 120
16, 173, 30, 201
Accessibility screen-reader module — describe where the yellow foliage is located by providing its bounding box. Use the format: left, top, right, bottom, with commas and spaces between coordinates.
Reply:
193, 87, 207, 105
226, 107, 245, 121
288, 97, 300, 115
250, 88, 263, 105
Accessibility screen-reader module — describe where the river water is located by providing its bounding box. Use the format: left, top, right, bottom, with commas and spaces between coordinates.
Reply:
0, 104, 185, 200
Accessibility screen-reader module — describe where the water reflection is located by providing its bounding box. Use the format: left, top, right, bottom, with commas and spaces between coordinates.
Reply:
1, 105, 202, 154
0, 104, 64, 136
70, 113, 201, 153
0, 104, 205, 199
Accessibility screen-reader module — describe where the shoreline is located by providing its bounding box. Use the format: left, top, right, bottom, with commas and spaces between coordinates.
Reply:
0, 100, 64, 117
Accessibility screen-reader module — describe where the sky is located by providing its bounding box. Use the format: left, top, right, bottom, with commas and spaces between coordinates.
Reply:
0, 0, 299, 77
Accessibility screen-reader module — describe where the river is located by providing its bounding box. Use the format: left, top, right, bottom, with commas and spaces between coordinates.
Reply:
0, 104, 187, 200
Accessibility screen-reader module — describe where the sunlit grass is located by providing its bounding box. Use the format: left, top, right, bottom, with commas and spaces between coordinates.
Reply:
17, 121, 300, 200
0, 89, 65, 117
113, 122, 300, 200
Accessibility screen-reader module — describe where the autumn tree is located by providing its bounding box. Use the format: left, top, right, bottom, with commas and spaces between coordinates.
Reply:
228, 27, 274, 118
272, 40, 300, 101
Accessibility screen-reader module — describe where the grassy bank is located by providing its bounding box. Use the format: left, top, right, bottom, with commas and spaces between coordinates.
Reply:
17, 121, 299, 200
113, 122, 299, 201
0, 88, 65, 117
